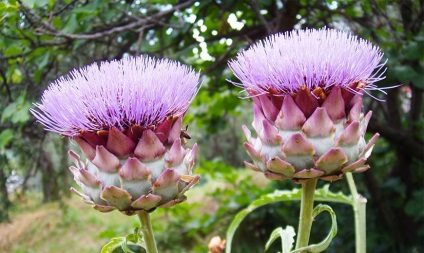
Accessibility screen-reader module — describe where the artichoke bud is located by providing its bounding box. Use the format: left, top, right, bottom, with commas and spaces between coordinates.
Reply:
69, 116, 200, 215
243, 85, 379, 183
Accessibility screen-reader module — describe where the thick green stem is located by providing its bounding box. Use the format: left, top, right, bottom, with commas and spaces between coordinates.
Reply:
138, 211, 158, 253
346, 172, 367, 253
295, 178, 318, 251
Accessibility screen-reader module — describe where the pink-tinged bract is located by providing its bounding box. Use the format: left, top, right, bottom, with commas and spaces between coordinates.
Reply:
31, 56, 200, 136
229, 28, 385, 95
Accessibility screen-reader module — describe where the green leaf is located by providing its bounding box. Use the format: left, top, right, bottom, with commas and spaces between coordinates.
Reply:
52, 17, 62, 29
225, 186, 351, 253
1, 95, 31, 124
292, 204, 337, 253
20, 0, 35, 8
4, 45, 21, 57
101, 237, 126, 253
265, 226, 296, 253
401, 41, 423, 61
62, 14, 78, 33
11, 68, 22, 83
120, 241, 136, 253
0, 129, 14, 147
35, 0, 49, 7
315, 184, 353, 204
392, 65, 424, 89
11, 102, 31, 124
36, 51, 50, 69
1, 103, 16, 123
100, 228, 145, 253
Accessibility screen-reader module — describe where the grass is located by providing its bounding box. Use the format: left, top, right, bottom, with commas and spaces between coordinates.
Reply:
0, 169, 270, 253
1, 194, 138, 253
0, 188, 217, 252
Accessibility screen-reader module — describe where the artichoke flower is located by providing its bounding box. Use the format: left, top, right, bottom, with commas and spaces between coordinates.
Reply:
229, 29, 385, 183
31, 56, 200, 215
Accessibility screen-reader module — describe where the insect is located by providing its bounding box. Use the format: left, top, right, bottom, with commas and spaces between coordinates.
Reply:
180, 124, 191, 145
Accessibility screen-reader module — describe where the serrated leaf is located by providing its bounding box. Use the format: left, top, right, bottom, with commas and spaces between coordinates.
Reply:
225, 186, 351, 253
101, 237, 126, 253
292, 204, 337, 253
314, 184, 353, 204
265, 226, 295, 253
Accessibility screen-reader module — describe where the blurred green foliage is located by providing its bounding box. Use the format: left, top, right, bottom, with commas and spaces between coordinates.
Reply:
0, 0, 423, 252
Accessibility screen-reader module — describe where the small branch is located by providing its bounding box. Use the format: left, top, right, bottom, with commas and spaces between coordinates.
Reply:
21, 0, 195, 40
202, 38, 240, 76
136, 27, 146, 56
53, 0, 78, 16
249, 0, 274, 34
368, 0, 397, 35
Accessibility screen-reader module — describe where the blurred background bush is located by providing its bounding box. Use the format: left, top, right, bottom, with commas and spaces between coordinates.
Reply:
0, 0, 422, 252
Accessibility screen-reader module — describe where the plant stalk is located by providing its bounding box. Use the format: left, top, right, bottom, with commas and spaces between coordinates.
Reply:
346, 172, 367, 253
295, 178, 318, 251
138, 211, 158, 253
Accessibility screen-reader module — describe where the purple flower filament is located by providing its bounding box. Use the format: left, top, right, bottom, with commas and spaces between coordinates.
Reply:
228, 28, 386, 96
31, 56, 200, 136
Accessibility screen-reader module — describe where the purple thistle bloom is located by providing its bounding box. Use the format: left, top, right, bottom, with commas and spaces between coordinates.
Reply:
31, 56, 200, 137
31, 56, 201, 215
229, 28, 385, 96
229, 28, 384, 182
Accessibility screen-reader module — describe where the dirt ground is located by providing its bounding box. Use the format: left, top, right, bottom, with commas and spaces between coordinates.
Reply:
0, 208, 56, 252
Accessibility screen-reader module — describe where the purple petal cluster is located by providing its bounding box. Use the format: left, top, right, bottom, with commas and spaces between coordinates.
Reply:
31, 56, 200, 136
228, 28, 385, 95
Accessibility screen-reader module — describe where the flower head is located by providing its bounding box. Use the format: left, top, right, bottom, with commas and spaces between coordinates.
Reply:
229, 28, 383, 182
32, 56, 201, 215
229, 28, 385, 96
32, 56, 199, 136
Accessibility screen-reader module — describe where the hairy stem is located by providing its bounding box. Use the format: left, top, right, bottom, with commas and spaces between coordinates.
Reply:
295, 178, 318, 251
346, 172, 367, 253
138, 211, 158, 253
